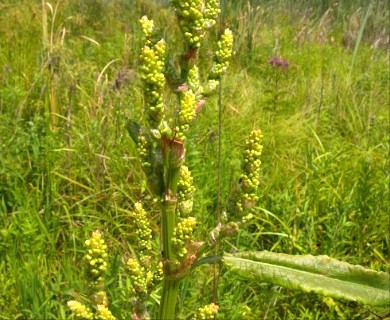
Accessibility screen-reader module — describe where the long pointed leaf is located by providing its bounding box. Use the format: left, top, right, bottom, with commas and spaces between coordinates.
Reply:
223, 251, 389, 307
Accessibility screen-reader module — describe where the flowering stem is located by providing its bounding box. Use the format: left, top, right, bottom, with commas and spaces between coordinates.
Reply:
161, 196, 177, 272
159, 197, 181, 319
159, 137, 184, 319
159, 277, 181, 319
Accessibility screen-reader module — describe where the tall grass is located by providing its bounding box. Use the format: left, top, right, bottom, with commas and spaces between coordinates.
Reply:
0, 0, 388, 318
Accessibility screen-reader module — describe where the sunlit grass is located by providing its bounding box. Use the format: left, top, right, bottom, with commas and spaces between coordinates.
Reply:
0, 0, 388, 319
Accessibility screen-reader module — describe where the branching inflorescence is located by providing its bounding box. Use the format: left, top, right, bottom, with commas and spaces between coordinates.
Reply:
67, 230, 116, 320
236, 129, 263, 222
135, 1, 235, 317
68, 1, 264, 319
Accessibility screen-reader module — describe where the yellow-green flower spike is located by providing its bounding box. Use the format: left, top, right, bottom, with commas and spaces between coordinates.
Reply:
133, 202, 153, 254
195, 303, 219, 320
172, 0, 205, 48
211, 28, 233, 79
236, 129, 263, 221
139, 16, 166, 127
93, 291, 109, 307
140, 15, 154, 43
171, 216, 197, 259
96, 304, 117, 320
203, 0, 221, 28
188, 65, 200, 93
137, 130, 152, 172
85, 230, 108, 289
127, 257, 148, 294
176, 89, 196, 140
153, 261, 164, 283
201, 79, 220, 96
177, 165, 196, 217
67, 300, 93, 320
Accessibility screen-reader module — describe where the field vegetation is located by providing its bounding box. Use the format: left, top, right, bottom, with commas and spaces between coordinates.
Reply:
0, 0, 389, 319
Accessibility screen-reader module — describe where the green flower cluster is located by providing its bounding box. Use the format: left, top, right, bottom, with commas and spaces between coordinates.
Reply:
195, 303, 219, 320
203, 0, 221, 28
236, 129, 263, 221
211, 28, 233, 79
133, 202, 153, 254
126, 257, 162, 295
139, 16, 166, 126
140, 15, 154, 43
177, 165, 196, 217
172, 0, 205, 48
68, 232, 117, 320
171, 216, 197, 259
92, 291, 116, 320
127, 258, 149, 294
176, 89, 196, 140
67, 300, 93, 320
96, 304, 116, 320
201, 79, 219, 96
126, 203, 162, 298
137, 130, 152, 171
188, 65, 200, 93
85, 230, 108, 288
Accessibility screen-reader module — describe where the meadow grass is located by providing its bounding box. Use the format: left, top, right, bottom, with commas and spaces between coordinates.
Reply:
0, 0, 389, 319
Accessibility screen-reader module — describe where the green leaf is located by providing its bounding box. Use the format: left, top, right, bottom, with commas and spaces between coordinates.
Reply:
223, 251, 390, 307
126, 119, 141, 143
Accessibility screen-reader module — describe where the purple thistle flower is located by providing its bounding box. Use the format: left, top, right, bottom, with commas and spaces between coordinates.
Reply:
268, 57, 289, 71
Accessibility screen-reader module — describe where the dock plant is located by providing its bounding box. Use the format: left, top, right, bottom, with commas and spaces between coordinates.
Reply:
67, 1, 389, 319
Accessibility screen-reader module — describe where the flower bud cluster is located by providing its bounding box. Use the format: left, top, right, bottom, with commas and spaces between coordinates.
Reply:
188, 65, 200, 93
177, 165, 196, 217
137, 131, 152, 171
67, 300, 93, 320
96, 304, 116, 320
171, 216, 197, 259
85, 230, 108, 288
211, 28, 233, 78
126, 257, 153, 295
203, 0, 221, 28
133, 202, 153, 254
126, 203, 162, 297
68, 232, 117, 319
201, 79, 219, 96
139, 17, 166, 126
172, 0, 205, 48
140, 15, 154, 44
195, 303, 219, 320
236, 129, 263, 220
176, 89, 196, 140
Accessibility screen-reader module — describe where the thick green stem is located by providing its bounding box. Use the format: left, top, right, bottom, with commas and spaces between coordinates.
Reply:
159, 277, 181, 319
159, 136, 185, 319
161, 197, 177, 270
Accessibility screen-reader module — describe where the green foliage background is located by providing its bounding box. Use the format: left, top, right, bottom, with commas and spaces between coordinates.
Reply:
0, 0, 388, 319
